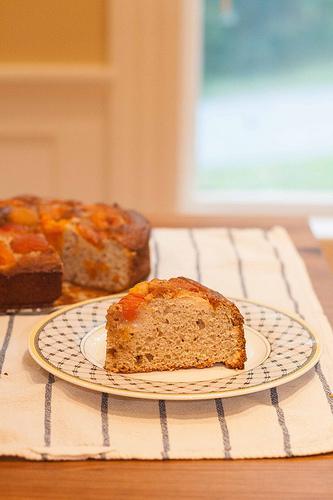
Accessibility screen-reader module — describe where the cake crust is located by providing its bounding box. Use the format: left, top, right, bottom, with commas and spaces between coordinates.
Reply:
0, 271, 62, 308
131, 277, 243, 324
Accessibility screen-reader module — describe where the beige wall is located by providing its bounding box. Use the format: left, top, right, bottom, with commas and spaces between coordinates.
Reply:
0, 0, 107, 63
0, 1, 110, 203
0, 0, 198, 215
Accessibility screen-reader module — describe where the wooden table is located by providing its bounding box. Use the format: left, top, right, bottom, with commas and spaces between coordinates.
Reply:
2, 216, 333, 500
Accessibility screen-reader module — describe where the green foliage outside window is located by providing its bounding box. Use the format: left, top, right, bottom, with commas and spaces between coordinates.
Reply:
204, 0, 333, 83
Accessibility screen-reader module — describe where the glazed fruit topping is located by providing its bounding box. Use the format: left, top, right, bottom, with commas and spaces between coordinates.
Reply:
9, 207, 38, 226
43, 203, 76, 221
0, 241, 15, 267
130, 281, 149, 296
119, 293, 146, 321
89, 210, 109, 230
40, 217, 69, 251
0, 223, 28, 233
88, 206, 126, 230
77, 223, 102, 247
10, 234, 49, 254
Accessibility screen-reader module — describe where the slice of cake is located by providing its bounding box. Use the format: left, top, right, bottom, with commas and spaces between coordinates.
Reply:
105, 277, 246, 373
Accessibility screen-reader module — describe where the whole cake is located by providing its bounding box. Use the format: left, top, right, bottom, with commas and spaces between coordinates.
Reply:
105, 277, 246, 373
0, 195, 150, 308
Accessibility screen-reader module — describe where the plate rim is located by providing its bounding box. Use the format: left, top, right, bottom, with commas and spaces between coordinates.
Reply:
28, 295, 322, 401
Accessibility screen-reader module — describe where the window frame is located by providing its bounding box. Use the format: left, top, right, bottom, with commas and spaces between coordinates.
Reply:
110, 0, 333, 216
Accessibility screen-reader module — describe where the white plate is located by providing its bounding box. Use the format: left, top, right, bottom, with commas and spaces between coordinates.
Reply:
28, 295, 321, 400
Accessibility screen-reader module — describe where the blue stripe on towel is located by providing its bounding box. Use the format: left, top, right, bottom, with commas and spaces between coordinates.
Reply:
0, 315, 15, 375
158, 399, 170, 459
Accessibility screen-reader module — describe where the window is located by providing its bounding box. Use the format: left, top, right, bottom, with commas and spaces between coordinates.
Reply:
193, 0, 333, 212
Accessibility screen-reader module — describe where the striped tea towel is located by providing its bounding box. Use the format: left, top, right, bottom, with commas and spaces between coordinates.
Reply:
1, 226, 333, 460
